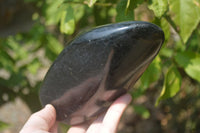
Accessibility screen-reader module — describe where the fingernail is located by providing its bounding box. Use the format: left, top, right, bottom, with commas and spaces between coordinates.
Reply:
123, 93, 132, 103
45, 104, 56, 112
45, 104, 52, 109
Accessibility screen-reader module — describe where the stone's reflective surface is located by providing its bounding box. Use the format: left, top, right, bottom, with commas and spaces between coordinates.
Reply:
39, 21, 165, 125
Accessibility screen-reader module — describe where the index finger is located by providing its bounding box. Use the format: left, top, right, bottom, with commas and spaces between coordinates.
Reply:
101, 93, 132, 133
20, 104, 56, 133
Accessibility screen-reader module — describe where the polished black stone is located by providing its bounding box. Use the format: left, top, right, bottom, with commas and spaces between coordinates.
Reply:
39, 21, 165, 125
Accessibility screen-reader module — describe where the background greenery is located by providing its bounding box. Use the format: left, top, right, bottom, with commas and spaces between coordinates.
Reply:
0, 0, 200, 132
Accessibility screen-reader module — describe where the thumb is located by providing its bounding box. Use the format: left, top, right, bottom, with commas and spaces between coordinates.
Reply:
20, 104, 56, 133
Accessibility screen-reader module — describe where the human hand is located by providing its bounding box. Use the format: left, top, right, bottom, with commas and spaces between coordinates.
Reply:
20, 93, 132, 133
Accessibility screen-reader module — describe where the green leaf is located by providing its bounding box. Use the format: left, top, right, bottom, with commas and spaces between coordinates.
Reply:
131, 87, 146, 99
60, 6, 75, 35
47, 35, 63, 54
86, 0, 97, 7
148, 0, 168, 18
73, 5, 85, 22
156, 66, 182, 106
189, 28, 200, 51
169, 0, 200, 43
7, 37, 28, 60
116, 0, 134, 22
140, 56, 162, 89
0, 49, 14, 63
45, 35, 63, 61
27, 59, 40, 74
160, 47, 173, 58
46, 35, 63, 55
161, 18, 170, 41
45, 0, 64, 25
125, 0, 144, 14
133, 105, 150, 119
126, 0, 144, 9
175, 51, 200, 82
0, 121, 9, 131
126, 0, 131, 9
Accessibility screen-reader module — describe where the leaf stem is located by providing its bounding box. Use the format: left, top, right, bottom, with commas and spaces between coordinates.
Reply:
164, 15, 185, 45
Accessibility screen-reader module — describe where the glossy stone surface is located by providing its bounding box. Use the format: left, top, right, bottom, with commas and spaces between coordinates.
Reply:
39, 21, 165, 125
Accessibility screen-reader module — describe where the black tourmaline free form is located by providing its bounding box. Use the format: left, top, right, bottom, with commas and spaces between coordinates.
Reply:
39, 21, 165, 125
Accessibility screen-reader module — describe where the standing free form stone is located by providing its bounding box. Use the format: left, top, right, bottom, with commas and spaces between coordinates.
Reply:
39, 21, 165, 125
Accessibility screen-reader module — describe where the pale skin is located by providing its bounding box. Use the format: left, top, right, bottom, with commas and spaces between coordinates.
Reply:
20, 93, 132, 133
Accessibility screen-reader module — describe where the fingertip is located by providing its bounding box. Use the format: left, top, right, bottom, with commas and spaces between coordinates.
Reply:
41, 104, 57, 125
33, 104, 56, 128
20, 104, 57, 132
115, 93, 132, 105
45, 104, 56, 111
122, 93, 132, 103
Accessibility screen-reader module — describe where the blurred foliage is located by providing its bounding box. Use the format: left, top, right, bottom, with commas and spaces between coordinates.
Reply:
133, 105, 150, 119
0, 121, 9, 131
0, 0, 200, 132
